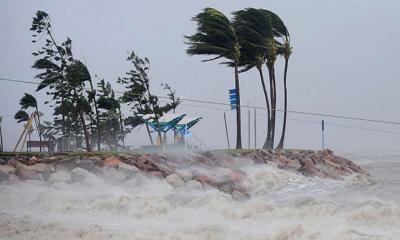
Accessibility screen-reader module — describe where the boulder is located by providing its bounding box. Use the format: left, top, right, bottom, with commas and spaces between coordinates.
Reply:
28, 163, 54, 180
0, 158, 7, 165
16, 167, 43, 181
75, 159, 96, 171
28, 156, 38, 165
148, 171, 163, 177
232, 190, 246, 201
0, 170, 8, 181
166, 174, 185, 188
7, 174, 21, 184
103, 156, 122, 167
186, 180, 202, 189
55, 157, 78, 171
175, 169, 193, 181
7, 159, 19, 168
71, 167, 104, 186
0, 165, 16, 175
101, 167, 126, 183
228, 171, 242, 182
48, 171, 71, 183
118, 162, 140, 177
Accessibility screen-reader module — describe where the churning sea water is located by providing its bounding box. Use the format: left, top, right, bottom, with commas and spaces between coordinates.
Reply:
0, 151, 399, 240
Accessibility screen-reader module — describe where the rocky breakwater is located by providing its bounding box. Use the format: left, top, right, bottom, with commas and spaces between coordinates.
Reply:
0, 149, 368, 199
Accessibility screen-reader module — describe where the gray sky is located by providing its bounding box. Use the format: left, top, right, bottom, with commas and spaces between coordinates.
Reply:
1, 0, 400, 151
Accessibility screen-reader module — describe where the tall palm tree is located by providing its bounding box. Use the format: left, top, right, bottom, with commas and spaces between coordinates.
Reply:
233, 8, 274, 149
185, 8, 243, 149
276, 37, 292, 149
19, 93, 43, 152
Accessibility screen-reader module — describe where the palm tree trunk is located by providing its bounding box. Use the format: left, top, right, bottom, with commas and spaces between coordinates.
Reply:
234, 61, 242, 149
118, 107, 125, 149
88, 80, 101, 151
267, 64, 276, 148
35, 107, 43, 152
78, 109, 91, 152
277, 57, 289, 149
74, 88, 91, 152
257, 66, 271, 149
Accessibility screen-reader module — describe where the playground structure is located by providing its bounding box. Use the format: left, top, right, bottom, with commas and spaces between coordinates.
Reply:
141, 113, 203, 149
13, 112, 49, 152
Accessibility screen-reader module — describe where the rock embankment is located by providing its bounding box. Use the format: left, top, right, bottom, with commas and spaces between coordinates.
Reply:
0, 149, 368, 197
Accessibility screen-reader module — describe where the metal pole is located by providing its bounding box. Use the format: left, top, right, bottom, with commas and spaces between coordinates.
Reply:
0, 117, 3, 152
254, 107, 257, 149
322, 120, 325, 149
223, 112, 230, 149
248, 104, 250, 149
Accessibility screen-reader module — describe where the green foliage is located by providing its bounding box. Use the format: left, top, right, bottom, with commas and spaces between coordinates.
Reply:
19, 93, 37, 109
14, 110, 29, 123
185, 8, 240, 63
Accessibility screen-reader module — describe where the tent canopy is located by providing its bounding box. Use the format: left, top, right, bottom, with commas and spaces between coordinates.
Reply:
140, 114, 202, 134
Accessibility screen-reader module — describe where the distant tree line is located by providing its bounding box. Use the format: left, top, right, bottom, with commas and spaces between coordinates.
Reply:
185, 8, 292, 149
15, 10, 179, 152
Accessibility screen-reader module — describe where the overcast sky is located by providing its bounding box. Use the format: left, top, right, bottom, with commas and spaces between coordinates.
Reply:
1, 0, 400, 152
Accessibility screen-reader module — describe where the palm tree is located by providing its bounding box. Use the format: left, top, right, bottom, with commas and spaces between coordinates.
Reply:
276, 36, 292, 149
185, 8, 243, 149
18, 93, 43, 152
233, 8, 274, 149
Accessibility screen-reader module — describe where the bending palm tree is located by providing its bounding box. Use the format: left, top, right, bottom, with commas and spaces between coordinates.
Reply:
233, 8, 274, 149
18, 93, 43, 152
277, 37, 292, 149
185, 8, 243, 149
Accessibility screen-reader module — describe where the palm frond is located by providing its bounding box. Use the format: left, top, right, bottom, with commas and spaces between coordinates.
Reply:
15, 110, 30, 123
19, 93, 37, 109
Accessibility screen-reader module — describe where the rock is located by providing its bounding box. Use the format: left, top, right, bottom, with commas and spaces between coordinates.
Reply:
55, 157, 77, 171
71, 167, 104, 186
148, 171, 163, 177
16, 167, 42, 181
166, 174, 185, 188
0, 165, 16, 175
101, 167, 126, 183
0, 158, 7, 165
7, 174, 21, 184
195, 175, 213, 185
48, 171, 71, 183
103, 156, 122, 167
228, 171, 242, 182
28, 156, 38, 165
232, 190, 246, 201
0, 170, 8, 181
7, 159, 19, 168
186, 180, 202, 189
75, 159, 96, 171
28, 163, 54, 180
118, 162, 140, 177
175, 169, 193, 181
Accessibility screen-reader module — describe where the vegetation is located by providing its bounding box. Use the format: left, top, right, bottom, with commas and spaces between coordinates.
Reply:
187, 7, 292, 149
185, 8, 243, 149
9, 7, 292, 152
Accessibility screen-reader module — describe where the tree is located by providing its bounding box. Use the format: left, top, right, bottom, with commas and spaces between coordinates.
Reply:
31, 10, 93, 151
276, 33, 292, 149
118, 51, 177, 148
185, 8, 243, 149
233, 8, 274, 149
97, 79, 127, 149
162, 83, 180, 114
17, 93, 43, 151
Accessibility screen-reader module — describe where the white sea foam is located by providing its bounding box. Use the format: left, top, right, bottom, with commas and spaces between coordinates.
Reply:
0, 152, 399, 240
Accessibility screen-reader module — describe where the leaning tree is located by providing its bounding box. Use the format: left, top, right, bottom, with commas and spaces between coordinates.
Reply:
185, 8, 243, 149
